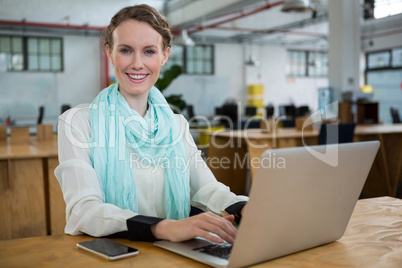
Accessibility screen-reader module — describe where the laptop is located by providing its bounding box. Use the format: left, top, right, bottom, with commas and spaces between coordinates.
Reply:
154, 141, 380, 268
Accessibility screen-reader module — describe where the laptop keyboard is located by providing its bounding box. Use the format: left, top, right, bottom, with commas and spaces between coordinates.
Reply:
193, 243, 233, 260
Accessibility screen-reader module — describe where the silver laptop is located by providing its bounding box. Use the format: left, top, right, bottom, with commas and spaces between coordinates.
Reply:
154, 141, 380, 268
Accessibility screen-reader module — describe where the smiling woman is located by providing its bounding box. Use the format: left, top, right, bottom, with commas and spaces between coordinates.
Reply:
54, 4, 248, 246
105, 19, 170, 116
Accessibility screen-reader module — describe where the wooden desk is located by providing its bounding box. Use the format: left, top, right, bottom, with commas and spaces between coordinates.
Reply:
0, 197, 401, 267
207, 124, 402, 197
0, 136, 64, 240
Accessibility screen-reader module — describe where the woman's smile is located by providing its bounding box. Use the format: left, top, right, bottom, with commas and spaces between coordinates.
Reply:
126, 73, 149, 82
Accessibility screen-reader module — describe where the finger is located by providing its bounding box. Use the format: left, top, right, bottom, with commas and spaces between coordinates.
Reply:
223, 214, 235, 222
199, 217, 237, 244
197, 230, 225, 244
198, 221, 236, 244
211, 213, 237, 233
191, 212, 237, 243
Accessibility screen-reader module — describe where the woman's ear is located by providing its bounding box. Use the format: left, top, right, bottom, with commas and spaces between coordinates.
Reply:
161, 47, 171, 66
105, 45, 114, 65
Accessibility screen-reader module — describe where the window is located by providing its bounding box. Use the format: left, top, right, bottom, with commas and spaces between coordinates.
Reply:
365, 47, 402, 124
287, 50, 306, 77
162, 45, 184, 72
391, 47, 402, 67
0, 36, 23, 71
308, 51, 328, 77
366, 47, 402, 70
161, 45, 214, 75
185, 45, 214, 74
363, 0, 402, 19
286, 50, 328, 77
367, 51, 391, 69
0, 35, 63, 72
373, 0, 402, 19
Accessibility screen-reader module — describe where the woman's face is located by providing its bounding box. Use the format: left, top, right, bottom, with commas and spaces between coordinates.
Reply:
107, 19, 170, 104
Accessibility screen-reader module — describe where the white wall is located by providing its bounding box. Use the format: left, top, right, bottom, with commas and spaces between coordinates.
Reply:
0, 32, 102, 127
214, 43, 245, 105
57, 35, 102, 109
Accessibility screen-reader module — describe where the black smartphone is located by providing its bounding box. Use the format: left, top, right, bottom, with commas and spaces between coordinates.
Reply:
77, 238, 139, 261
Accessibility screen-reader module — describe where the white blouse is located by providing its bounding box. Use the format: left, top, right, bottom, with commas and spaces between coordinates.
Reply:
55, 104, 248, 237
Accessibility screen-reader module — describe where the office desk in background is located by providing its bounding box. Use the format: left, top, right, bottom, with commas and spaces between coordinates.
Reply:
0, 197, 401, 267
0, 135, 64, 240
207, 124, 402, 197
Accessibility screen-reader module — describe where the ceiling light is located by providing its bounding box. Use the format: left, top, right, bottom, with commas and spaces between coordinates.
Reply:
173, 30, 195, 46
281, 0, 314, 12
245, 56, 260, 67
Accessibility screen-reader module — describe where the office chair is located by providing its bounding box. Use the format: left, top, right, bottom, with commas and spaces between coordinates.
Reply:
61, 104, 71, 114
390, 107, 401, 123
318, 123, 356, 145
266, 105, 274, 118
186, 105, 197, 123
37, 106, 44, 124
279, 105, 296, 128
242, 106, 260, 129
296, 106, 310, 117
279, 105, 296, 118
241, 119, 261, 129
281, 119, 295, 128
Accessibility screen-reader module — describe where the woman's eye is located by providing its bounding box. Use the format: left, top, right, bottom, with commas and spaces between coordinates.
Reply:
145, 50, 155, 54
120, 48, 131, 53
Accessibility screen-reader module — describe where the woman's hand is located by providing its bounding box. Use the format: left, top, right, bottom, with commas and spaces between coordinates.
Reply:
151, 212, 237, 244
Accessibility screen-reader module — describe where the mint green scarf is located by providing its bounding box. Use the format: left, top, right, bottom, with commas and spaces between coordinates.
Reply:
89, 83, 190, 220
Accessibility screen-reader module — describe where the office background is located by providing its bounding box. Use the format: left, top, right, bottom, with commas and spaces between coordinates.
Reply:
0, 0, 401, 128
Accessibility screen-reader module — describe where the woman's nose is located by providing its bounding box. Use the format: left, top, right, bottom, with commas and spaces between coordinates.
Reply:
131, 53, 144, 70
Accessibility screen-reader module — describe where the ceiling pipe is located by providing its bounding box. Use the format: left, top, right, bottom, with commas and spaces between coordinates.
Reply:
361, 27, 402, 39
212, 26, 326, 38
210, 26, 264, 33
0, 19, 105, 31
0, 18, 183, 35
281, 29, 326, 38
188, 0, 284, 35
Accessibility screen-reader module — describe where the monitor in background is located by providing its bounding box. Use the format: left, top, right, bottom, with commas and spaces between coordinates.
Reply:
296, 106, 310, 117
216, 103, 238, 129
279, 105, 296, 118
245, 106, 257, 117
266, 105, 274, 118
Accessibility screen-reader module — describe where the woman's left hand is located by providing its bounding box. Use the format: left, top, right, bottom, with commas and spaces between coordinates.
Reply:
151, 211, 237, 244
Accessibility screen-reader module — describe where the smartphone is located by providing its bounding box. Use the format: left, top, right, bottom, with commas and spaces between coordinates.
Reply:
77, 238, 139, 261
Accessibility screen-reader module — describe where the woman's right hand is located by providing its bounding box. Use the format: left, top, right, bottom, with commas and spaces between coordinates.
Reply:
150, 212, 237, 244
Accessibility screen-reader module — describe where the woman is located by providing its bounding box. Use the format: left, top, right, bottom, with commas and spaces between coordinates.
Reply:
55, 4, 248, 245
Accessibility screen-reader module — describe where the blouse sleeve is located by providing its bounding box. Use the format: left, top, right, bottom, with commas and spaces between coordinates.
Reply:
54, 105, 137, 237
177, 115, 249, 214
